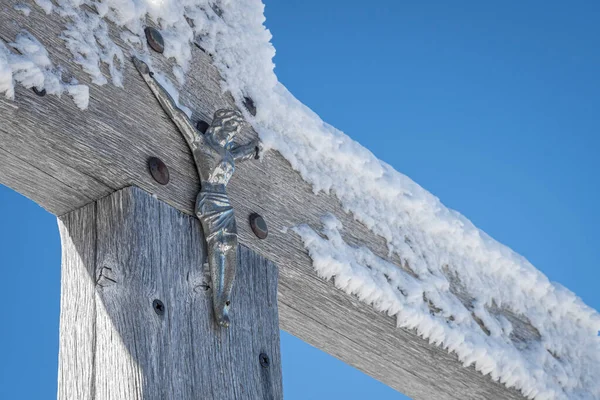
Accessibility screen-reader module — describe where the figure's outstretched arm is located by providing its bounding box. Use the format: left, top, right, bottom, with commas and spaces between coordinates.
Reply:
132, 57, 202, 150
230, 140, 260, 162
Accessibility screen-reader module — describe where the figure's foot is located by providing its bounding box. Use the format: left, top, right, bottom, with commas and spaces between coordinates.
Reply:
217, 314, 230, 328
214, 298, 231, 328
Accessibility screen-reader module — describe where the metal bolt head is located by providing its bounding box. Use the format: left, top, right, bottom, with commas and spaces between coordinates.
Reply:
145, 27, 165, 54
243, 96, 257, 117
148, 157, 170, 185
153, 299, 165, 315
249, 213, 268, 239
196, 120, 209, 134
259, 353, 270, 368
32, 87, 46, 97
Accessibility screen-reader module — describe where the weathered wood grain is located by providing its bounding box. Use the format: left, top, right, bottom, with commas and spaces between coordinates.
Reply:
0, 145, 91, 214
58, 201, 97, 399
0, 3, 530, 399
58, 187, 282, 399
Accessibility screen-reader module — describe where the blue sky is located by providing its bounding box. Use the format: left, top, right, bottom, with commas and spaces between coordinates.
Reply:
1, 1, 600, 399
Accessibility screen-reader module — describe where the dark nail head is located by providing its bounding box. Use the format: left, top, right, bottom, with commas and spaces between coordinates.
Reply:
153, 299, 165, 315
249, 213, 268, 239
145, 27, 165, 54
259, 353, 270, 368
148, 157, 170, 185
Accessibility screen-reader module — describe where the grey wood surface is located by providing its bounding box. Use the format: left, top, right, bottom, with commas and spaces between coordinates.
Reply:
57, 187, 282, 400
0, 4, 529, 399
58, 201, 97, 399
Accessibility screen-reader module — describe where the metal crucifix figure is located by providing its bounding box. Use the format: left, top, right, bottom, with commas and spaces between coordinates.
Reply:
133, 57, 259, 328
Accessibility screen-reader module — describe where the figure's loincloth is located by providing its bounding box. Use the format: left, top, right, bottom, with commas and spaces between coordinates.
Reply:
196, 190, 238, 244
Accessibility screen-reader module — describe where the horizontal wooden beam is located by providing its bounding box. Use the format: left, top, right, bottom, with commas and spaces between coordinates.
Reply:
0, 4, 526, 399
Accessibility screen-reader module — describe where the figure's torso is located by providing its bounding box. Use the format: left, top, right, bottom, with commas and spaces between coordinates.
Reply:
192, 138, 235, 188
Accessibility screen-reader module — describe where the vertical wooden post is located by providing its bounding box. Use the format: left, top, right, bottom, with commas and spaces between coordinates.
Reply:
57, 187, 282, 399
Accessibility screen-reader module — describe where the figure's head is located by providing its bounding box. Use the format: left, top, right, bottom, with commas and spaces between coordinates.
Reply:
207, 109, 245, 147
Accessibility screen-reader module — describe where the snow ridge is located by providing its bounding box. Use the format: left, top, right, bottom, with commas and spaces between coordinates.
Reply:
0, 31, 88, 109
1, 1, 599, 398
294, 215, 600, 399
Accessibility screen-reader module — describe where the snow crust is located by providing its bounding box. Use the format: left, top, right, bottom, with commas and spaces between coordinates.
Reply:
33, 0, 53, 14
0, 31, 88, 109
294, 215, 600, 399
3, 1, 600, 398
14, 4, 32, 16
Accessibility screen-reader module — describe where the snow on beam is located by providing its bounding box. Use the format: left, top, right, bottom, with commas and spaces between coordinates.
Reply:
0, 1, 598, 399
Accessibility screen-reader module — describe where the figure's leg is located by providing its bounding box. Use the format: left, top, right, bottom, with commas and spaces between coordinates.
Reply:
207, 236, 236, 328
223, 238, 238, 299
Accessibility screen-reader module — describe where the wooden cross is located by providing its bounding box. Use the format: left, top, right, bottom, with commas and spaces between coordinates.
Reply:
0, 3, 530, 399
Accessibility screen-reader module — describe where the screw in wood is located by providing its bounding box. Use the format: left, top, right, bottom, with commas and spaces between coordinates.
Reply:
153, 299, 165, 316
243, 96, 257, 117
32, 87, 46, 97
196, 120, 209, 134
259, 353, 270, 369
144, 27, 165, 54
148, 157, 170, 185
249, 213, 268, 239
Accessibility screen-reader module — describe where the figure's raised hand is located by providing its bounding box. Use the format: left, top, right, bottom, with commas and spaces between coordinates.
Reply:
231, 139, 261, 162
